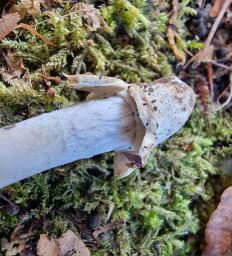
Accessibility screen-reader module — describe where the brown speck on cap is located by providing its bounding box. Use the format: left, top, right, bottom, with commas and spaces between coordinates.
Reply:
153, 106, 158, 111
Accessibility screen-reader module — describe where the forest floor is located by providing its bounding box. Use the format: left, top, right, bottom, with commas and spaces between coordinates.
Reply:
0, 0, 232, 255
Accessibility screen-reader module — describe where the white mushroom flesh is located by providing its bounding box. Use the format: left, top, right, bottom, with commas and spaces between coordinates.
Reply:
0, 97, 135, 188
0, 75, 196, 188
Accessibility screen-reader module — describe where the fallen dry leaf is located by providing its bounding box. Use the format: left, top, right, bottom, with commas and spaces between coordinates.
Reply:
72, 3, 105, 31
0, 13, 21, 41
17, 242, 26, 253
1, 238, 28, 256
203, 186, 232, 256
0, 49, 31, 87
5, 49, 26, 77
58, 230, 90, 256
37, 234, 60, 256
36, 230, 90, 256
10, 0, 43, 19
0, 11, 54, 45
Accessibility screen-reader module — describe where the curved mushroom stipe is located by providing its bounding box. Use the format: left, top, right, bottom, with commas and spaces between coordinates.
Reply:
69, 75, 196, 177
0, 75, 195, 188
0, 97, 135, 188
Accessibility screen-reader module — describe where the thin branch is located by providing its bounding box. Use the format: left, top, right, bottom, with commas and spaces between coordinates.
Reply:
208, 60, 232, 71
186, 0, 232, 69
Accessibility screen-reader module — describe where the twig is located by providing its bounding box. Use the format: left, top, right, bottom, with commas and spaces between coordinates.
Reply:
207, 63, 214, 98
214, 68, 232, 111
0, 194, 19, 215
17, 23, 55, 46
105, 203, 115, 223
216, 85, 230, 104
208, 60, 232, 71
186, 0, 232, 69
92, 219, 125, 238
167, 0, 186, 65
203, 0, 232, 53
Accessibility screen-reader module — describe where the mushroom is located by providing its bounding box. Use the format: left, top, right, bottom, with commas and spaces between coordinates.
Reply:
0, 75, 196, 188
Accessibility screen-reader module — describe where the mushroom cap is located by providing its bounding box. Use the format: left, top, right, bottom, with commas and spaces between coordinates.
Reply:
130, 76, 196, 146
115, 76, 196, 177
67, 74, 196, 178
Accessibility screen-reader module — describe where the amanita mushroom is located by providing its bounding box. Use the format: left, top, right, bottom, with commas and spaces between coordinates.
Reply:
0, 75, 196, 188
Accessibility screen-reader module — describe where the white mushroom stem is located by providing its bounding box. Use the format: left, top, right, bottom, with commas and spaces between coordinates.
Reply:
0, 97, 135, 188
0, 74, 196, 188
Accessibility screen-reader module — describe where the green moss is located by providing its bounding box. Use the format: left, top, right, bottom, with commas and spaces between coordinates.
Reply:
1, 1, 232, 255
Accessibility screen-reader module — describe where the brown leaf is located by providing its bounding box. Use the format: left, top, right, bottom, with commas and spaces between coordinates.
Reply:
37, 234, 60, 256
5, 50, 26, 76
0, 12, 54, 45
203, 187, 232, 256
46, 87, 56, 97
72, 3, 105, 31
0, 13, 21, 41
1, 238, 28, 256
58, 230, 90, 256
17, 242, 26, 253
9, 0, 43, 19
0, 50, 30, 87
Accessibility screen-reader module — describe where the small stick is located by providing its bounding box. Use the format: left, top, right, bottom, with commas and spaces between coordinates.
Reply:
92, 219, 125, 238
208, 60, 232, 71
187, 0, 232, 68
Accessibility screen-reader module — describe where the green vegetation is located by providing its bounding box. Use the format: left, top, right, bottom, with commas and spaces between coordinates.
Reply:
0, 0, 231, 255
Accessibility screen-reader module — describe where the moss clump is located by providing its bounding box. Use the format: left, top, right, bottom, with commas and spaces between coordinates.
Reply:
0, 0, 197, 86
